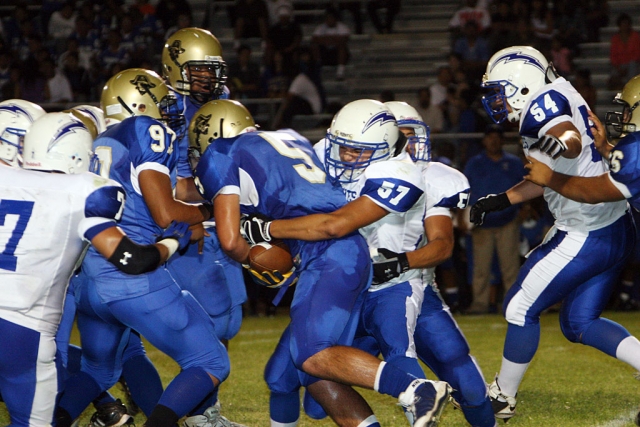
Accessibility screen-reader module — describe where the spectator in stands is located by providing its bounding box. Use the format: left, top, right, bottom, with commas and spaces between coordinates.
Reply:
463, 124, 524, 315
367, 0, 401, 34
573, 68, 597, 111
265, 3, 302, 77
452, 21, 490, 84
48, 1, 77, 50
608, 13, 640, 90
271, 46, 324, 130
413, 86, 444, 133
508, 17, 535, 48
42, 57, 73, 103
40, 0, 66, 37
119, 12, 149, 65
233, 0, 269, 49
266, 0, 293, 27
338, 1, 363, 35
155, 0, 192, 34
17, 60, 48, 104
449, 0, 491, 40
100, 29, 130, 77
68, 15, 102, 70
1, 65, 21, 101
260, 49, 290, 98
164, 11, 192, 39
311, 6, 351, 81
530, 0, 555, 52
553, 0, 586, 55
430, 65, 453, 108
585, 0, 609, 43
62, 51, 92, 102
489, 0, 515, 52
228, 44, 261, 102
549, 35, 573, 78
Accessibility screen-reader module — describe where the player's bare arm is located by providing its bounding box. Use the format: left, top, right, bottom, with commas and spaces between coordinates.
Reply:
270, 196, 388, 241
505, 179, 545, 205
588, 110, 615, 159
525, 156, 624, 203
139, 169, 211, 227
175, 176, 206, 203
405, 215, 454, 269
213, 193, 250, 264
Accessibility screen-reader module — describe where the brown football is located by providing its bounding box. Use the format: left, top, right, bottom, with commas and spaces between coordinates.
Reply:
248, 240, 294, 273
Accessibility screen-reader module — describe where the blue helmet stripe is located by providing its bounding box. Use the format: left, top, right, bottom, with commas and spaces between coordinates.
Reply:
363, 111, 396, 133
490, 52, 545, 73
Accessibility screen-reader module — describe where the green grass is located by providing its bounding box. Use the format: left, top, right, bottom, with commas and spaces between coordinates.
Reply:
3, 311, 640, 426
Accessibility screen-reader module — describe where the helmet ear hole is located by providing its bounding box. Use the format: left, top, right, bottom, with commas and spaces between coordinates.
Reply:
521, 88, 529, 95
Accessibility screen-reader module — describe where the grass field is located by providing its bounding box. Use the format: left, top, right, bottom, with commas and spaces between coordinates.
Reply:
3, 310, 640, 427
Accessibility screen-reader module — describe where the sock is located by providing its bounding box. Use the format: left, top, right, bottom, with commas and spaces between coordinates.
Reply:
189, 391, 217, 416
270, 391, 300, 424
374, 361, 417, 398
357, 415, 381, 427
497, 357, 529, 398
581, 317, 631, 357
616, 336, 640, 371
157, 367, 215, 418
122, 354, 164, 416
144, 404, 179, 427
503, 323, 540, 363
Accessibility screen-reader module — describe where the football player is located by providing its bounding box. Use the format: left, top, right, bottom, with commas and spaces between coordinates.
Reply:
0, 111, 190, 427
53, 69, 228, 427
161, 28, 248, 425
470, 45, 638, 421
0, 99, 45, 167
188, 99, 451, 427
382, 101, 496, 427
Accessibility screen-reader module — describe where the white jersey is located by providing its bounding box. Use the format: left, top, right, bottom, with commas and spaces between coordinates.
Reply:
0, 166, 123, 334
343, 152, 426, 290
421, 161, 470, 284
519, 77, 627, 233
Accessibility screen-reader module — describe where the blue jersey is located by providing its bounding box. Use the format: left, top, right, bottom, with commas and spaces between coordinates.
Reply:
194, 130, 349, 256
608, 132, 640, 210
84, 116, 179, 302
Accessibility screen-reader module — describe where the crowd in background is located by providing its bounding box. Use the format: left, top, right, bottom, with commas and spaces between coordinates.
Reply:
0, 0, 638, 315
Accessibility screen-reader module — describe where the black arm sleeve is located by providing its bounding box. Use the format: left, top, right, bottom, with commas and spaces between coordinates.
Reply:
107, 235, 162, 275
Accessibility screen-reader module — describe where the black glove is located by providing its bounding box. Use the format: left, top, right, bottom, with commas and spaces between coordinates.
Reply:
469, 193, 511, 226
371, 248, 410, 285
530, 134, 567, 159
241, 213, 273, 245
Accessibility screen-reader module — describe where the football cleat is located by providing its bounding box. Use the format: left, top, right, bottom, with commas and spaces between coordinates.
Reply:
488, 378, 517, 421
89, 399, 134, 427
183, 404, 248, 427
398, 379, 452, 427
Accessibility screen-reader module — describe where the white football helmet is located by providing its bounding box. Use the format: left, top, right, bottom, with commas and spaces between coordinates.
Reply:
73, 104, 107, 135
384, 101, 431, 162
325, 99, 398, 183
0, 99, 46, 166
481, 46, 556, 124
22, 112, 95, 174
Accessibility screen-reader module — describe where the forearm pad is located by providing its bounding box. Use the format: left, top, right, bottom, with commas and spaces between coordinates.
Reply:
108, 236, 161, 275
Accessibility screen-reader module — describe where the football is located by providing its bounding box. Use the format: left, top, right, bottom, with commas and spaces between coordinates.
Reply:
248, 240, 294, 273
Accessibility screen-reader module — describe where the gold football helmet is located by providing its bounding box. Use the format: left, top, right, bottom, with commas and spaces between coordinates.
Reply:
605, 74, 640, 141
162, 27, 227, 103
100, 68, 185, 134
63, 109, 99, 139
188, 100, 255, 167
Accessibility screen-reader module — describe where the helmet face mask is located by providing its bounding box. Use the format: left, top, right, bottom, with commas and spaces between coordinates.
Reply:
325, 99, 398, 183
22, 112, 95, 174
0, 100, 46, 166
162, 28, 228, 103
481, 46, 549, 124
605, 75, 640, 142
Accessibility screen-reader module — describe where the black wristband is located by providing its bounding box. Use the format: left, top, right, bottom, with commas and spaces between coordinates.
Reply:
397, 252, 410, 273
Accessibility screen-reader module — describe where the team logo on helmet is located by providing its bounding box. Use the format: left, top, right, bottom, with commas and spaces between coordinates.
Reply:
48, 121, 85, 152
362, 111, 396, 133
192, 113, 211, 150
168, 40, 185, 67
489, 51, 546, 73
130, 75, 157, 96
0, 103, 34, 121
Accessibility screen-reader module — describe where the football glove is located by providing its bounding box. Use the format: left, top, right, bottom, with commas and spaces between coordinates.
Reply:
246, 266, 298, 289
469, 193, 511, 226
241, 213, 273, 245
156, 221, 192, 251
371, 248, 410, 285
530, 134, 567, 159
